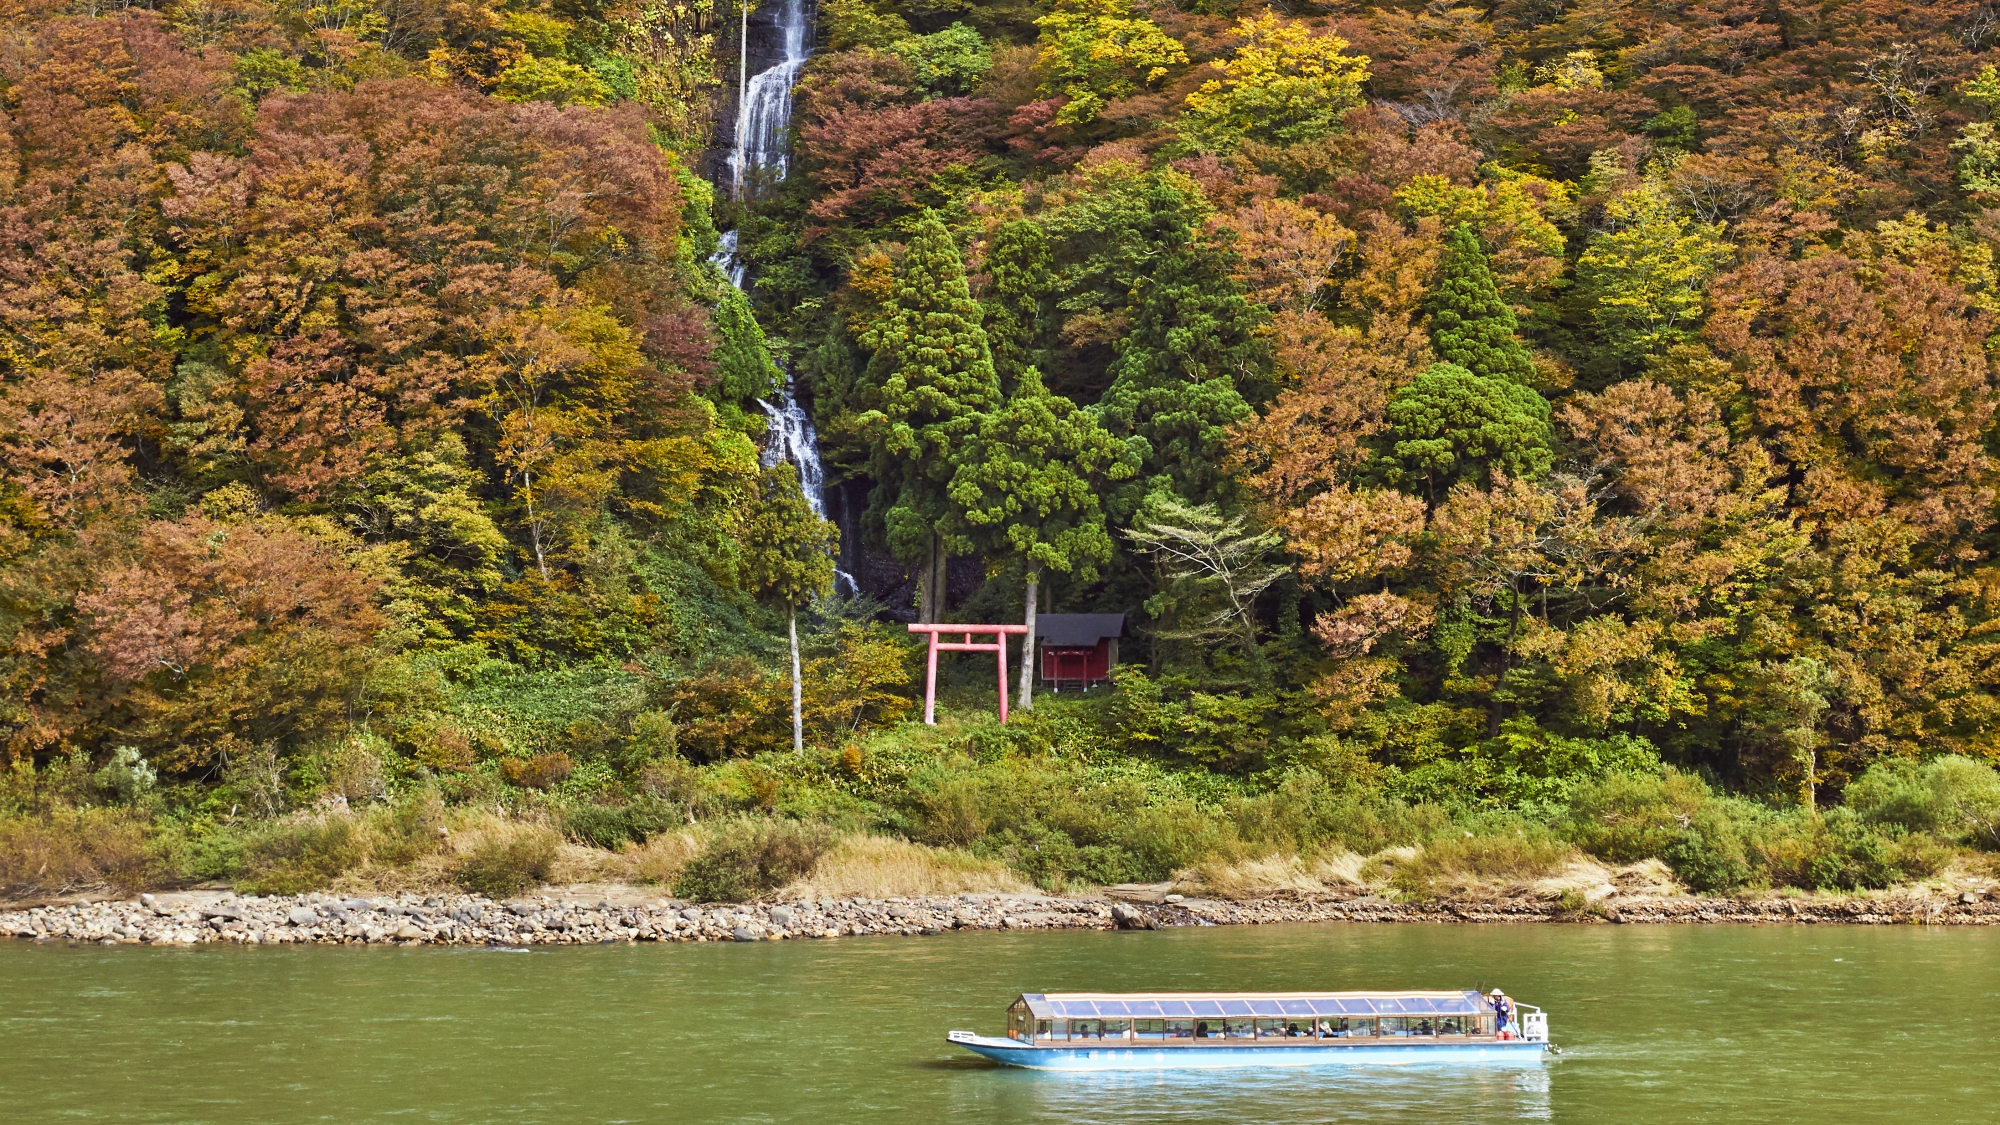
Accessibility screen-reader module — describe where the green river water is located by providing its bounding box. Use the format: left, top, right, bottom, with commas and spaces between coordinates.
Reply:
1, 922, 1994, 1123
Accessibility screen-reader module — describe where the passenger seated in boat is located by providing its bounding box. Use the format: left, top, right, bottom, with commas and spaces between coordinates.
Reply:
1286, 1022, 1303, 1037
1195, 1021, 1212, 1039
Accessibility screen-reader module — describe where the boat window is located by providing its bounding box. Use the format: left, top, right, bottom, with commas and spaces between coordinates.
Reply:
1134, 1020, 1167, 1040
1193, 1020, 1216, 1039
1379, 1018, 1438, 1037
1254, 1020, 1286, 1038
1223, 1019, 1255, 1039
1165, 1020, 1194, 1039
1102, 1020, 1131, 1038
1035, 1020, 1054, 1040
1321, 1018, 1374, 1038
1070, 1020, 1101, 1039
1043, 1020, 1067, 1039
1436, 1016, 1471, 1036
1010, 1007, 1032, 1040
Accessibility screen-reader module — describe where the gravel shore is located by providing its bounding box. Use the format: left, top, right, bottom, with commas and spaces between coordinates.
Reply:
3, 887, 1997, 947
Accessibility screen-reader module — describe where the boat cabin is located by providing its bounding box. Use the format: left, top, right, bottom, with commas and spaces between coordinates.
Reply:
1003, 991, 1502, 1043
1035, 614, 1126, 691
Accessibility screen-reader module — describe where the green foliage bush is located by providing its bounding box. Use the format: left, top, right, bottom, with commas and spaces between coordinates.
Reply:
454, 829, 560, 898
1844, 756, 2000, 847
1660, 805, 1754, 892
1563, 768, 1711, 863
560, 798, 686, 849
673, 819, 834, 902
237, 817, 368, 896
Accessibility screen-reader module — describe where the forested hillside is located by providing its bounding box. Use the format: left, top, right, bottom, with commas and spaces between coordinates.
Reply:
4, 0, 2000, 902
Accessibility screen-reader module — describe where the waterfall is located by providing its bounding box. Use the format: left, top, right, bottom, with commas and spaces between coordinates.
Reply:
725, 0, 811, 200
712, 229, 748, 290
718, 0, 855, 595
756, 392, 825, 516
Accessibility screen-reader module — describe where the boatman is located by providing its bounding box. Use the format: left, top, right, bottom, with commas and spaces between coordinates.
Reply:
1490, 989, 1514, 1038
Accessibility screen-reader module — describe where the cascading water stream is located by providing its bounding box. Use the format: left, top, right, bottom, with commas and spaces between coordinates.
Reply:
717, 0, 856, 595
725, 0, 811, 199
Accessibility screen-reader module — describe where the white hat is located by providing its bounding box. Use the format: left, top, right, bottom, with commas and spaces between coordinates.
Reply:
1490, 989, 1504, 995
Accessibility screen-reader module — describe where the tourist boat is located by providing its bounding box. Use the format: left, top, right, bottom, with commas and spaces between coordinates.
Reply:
946, 990, 1552, 1071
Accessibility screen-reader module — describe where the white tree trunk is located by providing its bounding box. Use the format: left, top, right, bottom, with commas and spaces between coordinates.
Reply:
1019, 569, 1038, 710
789, 607, 803, 752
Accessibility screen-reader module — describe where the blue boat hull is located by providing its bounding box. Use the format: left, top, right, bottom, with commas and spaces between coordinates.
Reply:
946, 1034, 1550, 1072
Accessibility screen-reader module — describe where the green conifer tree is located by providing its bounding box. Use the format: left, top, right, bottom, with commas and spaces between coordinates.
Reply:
982, 218, 1053, 389
949, 366, 1139, 707
1095, 175, 1266, 509
1426, 225, 1537, 385
1383, 362, 1553, 500
856, 213, 1001, 621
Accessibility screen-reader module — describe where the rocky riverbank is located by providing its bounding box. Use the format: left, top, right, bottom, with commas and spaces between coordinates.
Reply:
3, 885, 1998, 947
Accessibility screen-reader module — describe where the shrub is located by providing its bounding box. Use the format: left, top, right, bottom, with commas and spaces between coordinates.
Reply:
369, 793, 447, 867
673, 819, 834, 902
454, 826, 559, 897
1660, 805, 1753, 892
0, 808, 153, 894
1563, 768, 1710, 862
92, 747, 157, 805
502, 752, 575, 790
237, 816, 367, 895
1845, 756, 2000, 847
1751, 809, 1948, 891
561, 798, 684, 849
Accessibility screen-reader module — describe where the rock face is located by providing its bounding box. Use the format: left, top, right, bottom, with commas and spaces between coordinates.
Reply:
1, 888, 1994, 949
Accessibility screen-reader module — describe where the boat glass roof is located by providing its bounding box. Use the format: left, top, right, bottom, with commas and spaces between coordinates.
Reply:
1016, 992, 1488, 1020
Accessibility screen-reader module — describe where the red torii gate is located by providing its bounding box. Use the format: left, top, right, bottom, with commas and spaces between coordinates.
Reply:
908, 623, 1032, 725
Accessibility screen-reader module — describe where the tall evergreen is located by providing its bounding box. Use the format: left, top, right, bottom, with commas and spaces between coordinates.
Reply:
857, 213, 1001, 621
949, 366, 1137, 706
982, 218, 1053, 390
1095, 175, 1266, 509
1426, 225, 1538, 385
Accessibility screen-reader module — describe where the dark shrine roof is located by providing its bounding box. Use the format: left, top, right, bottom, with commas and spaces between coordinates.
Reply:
1034, 613, 1127, 647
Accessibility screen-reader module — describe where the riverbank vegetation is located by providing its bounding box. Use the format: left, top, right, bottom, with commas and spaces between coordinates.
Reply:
10, 0, 2000, 907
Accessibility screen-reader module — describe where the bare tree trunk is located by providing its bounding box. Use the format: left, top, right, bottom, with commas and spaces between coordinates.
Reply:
1019, 569, 1038, 710
789, 606, 803, 752
918, 531, 948, 623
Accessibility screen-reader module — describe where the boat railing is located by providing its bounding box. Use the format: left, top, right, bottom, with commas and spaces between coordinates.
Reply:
1516, 1005, 1549, 1043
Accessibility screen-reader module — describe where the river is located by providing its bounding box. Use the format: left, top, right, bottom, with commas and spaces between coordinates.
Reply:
2, 922, 1993, 1122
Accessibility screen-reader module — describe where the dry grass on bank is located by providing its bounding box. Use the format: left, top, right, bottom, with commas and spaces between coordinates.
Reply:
777, 834, 1031, 899
1177, 851, 1370, 899
0, 809, 152, 896
606, 828, 709, 887
1178, 835, 1617, 903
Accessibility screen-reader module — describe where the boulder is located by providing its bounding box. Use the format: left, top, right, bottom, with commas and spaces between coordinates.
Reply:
769, 907, 793, 928
1110, 903, 1157, 931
